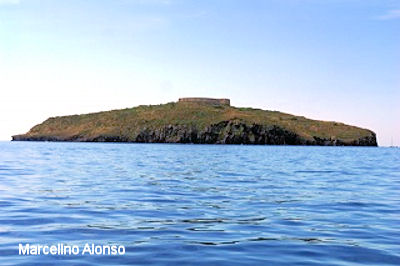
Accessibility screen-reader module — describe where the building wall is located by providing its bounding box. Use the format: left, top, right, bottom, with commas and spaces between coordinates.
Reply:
178, 98, 230, 106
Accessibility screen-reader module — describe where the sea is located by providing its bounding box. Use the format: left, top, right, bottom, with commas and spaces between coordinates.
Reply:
0, 141, 399, 265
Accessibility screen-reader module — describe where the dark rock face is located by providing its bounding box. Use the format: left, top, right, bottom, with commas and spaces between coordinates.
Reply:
12, 120, 377, 146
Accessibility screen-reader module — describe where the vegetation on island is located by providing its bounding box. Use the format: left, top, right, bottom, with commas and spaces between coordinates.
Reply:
12, 101, 377, 146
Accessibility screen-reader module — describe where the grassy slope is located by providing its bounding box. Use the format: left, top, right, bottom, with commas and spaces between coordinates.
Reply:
21, 102, 374, 142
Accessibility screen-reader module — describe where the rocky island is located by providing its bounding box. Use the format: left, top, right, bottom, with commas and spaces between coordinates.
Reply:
12, 98, 377, 146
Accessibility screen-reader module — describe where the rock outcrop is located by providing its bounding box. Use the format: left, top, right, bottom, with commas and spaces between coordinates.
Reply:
11, 101, 377, 146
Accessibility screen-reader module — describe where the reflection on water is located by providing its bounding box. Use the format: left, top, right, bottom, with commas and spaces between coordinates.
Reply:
0, 142, 399, 265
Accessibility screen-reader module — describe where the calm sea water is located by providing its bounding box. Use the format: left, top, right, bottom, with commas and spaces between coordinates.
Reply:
0, 142, 399, 265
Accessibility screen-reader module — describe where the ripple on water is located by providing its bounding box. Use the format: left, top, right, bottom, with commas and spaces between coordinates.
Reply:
0, 142, 399, 265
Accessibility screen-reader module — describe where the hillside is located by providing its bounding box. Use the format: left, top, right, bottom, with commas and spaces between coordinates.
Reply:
12, 101, 377, 146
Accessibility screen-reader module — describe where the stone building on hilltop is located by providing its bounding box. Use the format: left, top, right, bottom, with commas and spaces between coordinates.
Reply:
178, 97, 230, 106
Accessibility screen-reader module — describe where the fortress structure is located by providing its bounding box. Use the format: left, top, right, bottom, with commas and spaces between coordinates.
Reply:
178, 97, 230, 106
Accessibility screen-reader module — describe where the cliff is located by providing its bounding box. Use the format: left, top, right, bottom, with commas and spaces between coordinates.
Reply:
12, 101, 377, 146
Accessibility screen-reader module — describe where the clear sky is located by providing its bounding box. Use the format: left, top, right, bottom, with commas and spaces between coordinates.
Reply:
0, 0, 399, 146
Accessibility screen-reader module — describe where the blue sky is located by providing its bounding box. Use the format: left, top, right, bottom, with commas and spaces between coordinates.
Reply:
0, 0, 399, 145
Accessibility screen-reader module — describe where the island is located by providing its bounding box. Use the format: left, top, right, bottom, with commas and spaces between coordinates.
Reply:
12, 98, 377, 146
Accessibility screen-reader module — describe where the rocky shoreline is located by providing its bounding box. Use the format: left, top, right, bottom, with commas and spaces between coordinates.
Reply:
12, 120, 377, 146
